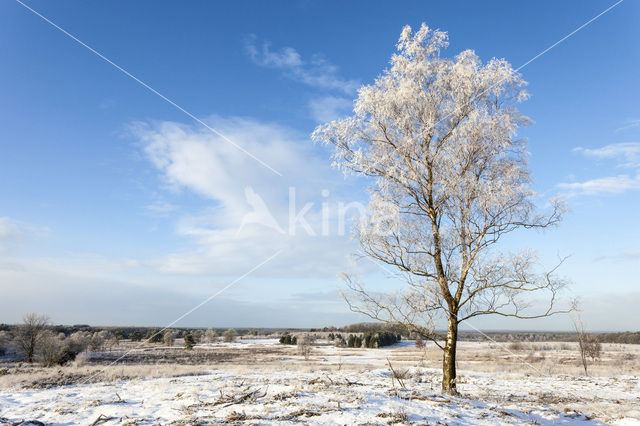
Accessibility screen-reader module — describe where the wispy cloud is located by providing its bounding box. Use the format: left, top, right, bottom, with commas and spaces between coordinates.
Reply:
615, 118, 640, 133
593, 250, 640, 263
558, 173, 640, 195
244, 35, 359, 94
144, 199, 178, 216
134, 116, 364, 278
0, 217, 46, 254
308, 96, 352, 123
560, 142, 640, 196
573, 142, 640, 168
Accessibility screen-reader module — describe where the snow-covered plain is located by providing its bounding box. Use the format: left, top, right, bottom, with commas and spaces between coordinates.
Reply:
1, 340, 639, 425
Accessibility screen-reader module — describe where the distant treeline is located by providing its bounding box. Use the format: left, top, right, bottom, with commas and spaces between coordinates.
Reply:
457, 331, 640, 345
0, 324, 271, 340
2, 322, 638, 344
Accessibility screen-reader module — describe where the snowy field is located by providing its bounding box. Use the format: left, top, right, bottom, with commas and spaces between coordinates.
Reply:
1, 339, 639, 425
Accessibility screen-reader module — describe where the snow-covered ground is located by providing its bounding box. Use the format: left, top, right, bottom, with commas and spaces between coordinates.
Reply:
1, 340, 639, 425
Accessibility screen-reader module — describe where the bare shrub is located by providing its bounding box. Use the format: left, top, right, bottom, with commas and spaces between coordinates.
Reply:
36, 332, 84, 367
14, 313, 49, 362
297, 334, 314, 360
573, 314, 600, 375
621, 352, 636, 361
524, 350, 545, 363
534, 343, 552, 351
37, 331, 65, 367
95, 330, 114, 351
387, 358, 409, 390
73, 351, 90, 367
67, 331, 91, 354
204, 328, 217, 343
0, 331, 10, 356
508, 341, 524, 351
415, 336, 425, 349
223, 328, 236, 343
89, 332, 105, 352
163, 330, 176, 347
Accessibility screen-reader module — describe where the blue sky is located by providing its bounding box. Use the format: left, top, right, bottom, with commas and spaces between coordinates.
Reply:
1, 1, 639, 331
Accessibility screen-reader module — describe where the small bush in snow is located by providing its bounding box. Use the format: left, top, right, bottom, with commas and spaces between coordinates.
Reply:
0, 331, 10, 356
163, 330, 176, 347
297, 334, 313, 360
204, 328, 217, 343
223, 328, 236, 343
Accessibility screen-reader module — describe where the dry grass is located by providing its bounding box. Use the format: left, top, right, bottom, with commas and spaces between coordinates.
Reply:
1, 340, 639, 391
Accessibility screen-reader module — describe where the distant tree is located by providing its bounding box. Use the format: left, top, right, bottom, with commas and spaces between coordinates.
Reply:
223, 328, 236, 343
280, 334, 299, 345
0, 330, 10, 356
184, 332, 195, 350
145, 328, 164, 344
37, 331, 65, 367
204, 328, 217, 343
99, 330, 117, 350
192, 329, 204, 343
573, 314, 601, 375
88, 332, 106, 351
297, 334, 313, 360
129, 330, 143, 342
15, 313, 49, 362
347, 334, 363, 348
163, 330, 176, 347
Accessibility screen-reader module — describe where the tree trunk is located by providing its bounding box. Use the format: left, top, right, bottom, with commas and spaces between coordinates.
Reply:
27, 336, 35, 363
442, 315, 459, 394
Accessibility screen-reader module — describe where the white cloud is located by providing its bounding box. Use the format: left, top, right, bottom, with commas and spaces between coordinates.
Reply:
615, 119, 640, 133
134, 116, 367, 278
309, 96, 352, 123
0, 217, 45, 253
593, 250, 640, 263
560, 142, 640, 195
558, 172, 640, 195
573, 142, 640, 168
0, 217, 24, 241
245, 35, 359, 94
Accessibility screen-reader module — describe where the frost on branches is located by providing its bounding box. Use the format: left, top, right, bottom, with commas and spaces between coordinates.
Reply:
312, 23, 570, 394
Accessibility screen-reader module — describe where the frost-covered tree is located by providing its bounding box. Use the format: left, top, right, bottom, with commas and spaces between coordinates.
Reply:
223, 328, 236, 343
313, 24, 569, 394
163, 329, 176, 347
204, 328, 217, 343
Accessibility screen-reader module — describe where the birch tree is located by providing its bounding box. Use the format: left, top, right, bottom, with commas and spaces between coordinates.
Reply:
313, 23, 570, 394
